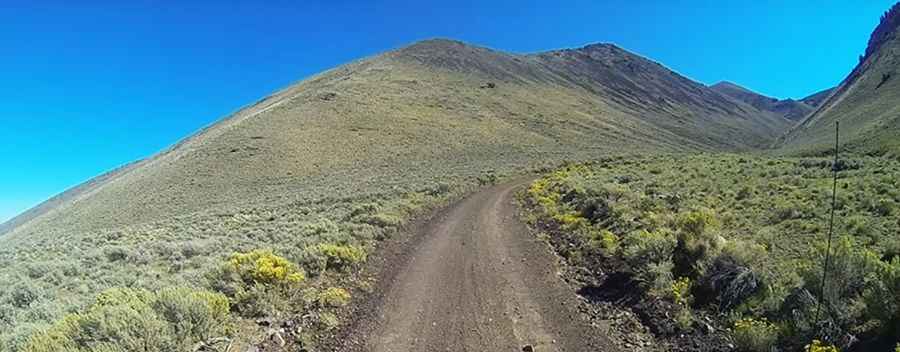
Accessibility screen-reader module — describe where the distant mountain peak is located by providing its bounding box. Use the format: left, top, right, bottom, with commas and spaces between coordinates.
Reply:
712, 81, 750, 90
711, 81, 742, 88
404, 38, 471, 49
580, 42, 622, 51
395, 38, 483, 57
711, 81, 769, 97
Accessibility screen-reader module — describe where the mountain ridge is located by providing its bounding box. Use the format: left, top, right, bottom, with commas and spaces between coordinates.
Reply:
710, 81, 832, 122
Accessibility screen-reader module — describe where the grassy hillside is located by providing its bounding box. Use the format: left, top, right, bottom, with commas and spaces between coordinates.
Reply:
0, 39, 791, 350
2, 39, 790, 239
521, 155, 900, 351
783, 3, 900, 157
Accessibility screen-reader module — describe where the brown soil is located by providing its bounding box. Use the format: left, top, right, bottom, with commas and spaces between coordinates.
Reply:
333, 179, 620, 352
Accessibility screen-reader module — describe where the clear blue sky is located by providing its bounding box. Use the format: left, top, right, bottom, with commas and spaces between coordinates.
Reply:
0, 0, 895, 223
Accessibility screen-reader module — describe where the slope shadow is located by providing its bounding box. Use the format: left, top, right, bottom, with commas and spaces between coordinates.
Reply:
576, 272, 643, 306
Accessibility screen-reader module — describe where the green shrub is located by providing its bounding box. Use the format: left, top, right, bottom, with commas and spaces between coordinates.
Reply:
102, 245, 131, 262
318, 312, 340, 330
571, 193, 616, 224
844, 215, 874, 238
862, 256, 900, 335
622, 229, 677, 267
735, 186, 754, 200
24, 287, 231, 352
674, 306, 694, 331
732, 318, 778, 352
673, 209, 725, 278
9, 282, 40, 309
152, 288, 231, 346
621, 229, 677, 294
643, 260, 675, 296
348, 203, 379, 219
771, 199, 806, 223
425, 182, 452, 196
586, 230, 619, 253
362, 213, 403, 228
800, 238, 875, 310
869, 198, 895, 216
0, 302, 14, 326
698, 242, 765, 311
313, 244, 367, 272
675, 208, 719, 238
785, 237, 885, 342
476, 170, 498, 185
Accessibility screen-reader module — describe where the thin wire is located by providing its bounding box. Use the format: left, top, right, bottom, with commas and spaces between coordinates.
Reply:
814, 121, 840, 336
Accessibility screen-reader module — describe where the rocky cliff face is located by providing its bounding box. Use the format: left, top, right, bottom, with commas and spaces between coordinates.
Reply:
865, 2, 900, 58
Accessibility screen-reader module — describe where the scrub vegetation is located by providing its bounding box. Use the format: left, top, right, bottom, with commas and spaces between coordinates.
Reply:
521, 154, 900, 351
0, 179, 475, 350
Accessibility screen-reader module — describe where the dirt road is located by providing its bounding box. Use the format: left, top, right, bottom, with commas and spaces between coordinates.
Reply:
341, 179, 616, 352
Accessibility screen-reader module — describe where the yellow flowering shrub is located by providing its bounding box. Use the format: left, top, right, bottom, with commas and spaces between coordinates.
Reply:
804, 340, 839, 352
317, 287, 351, 307
675, 208, 720, 237
553, 211, 588, 230
733, 317, 778, 352
212, 250, 307, 317
526, 168, 578, 216
671, 277, 692, 306
229, 249, 305, 285
598, 230, 619, 252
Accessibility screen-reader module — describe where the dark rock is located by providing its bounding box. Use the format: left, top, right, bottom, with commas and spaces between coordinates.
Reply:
255, 317, 274, 326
